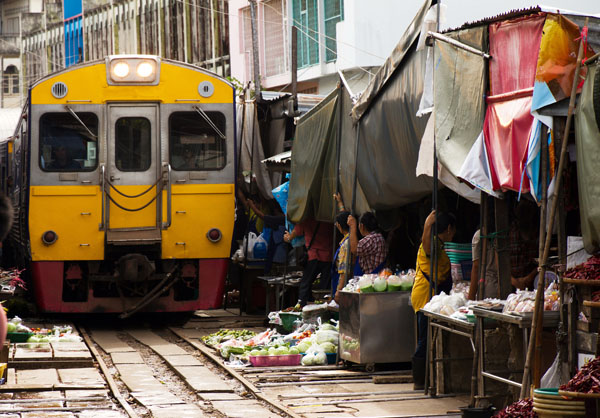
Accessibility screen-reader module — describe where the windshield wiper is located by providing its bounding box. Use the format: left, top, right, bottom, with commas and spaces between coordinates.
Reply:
193, 106, 226, 140
64, 105, 98, 140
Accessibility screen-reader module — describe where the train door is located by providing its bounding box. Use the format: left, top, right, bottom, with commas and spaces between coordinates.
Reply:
105, 104, 162, 245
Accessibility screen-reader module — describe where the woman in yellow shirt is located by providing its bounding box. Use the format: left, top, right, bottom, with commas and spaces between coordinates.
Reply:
411, 210, 456, 390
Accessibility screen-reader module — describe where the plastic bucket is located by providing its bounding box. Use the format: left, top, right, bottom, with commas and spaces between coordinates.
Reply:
459, 406, 495, 418
279, 312, 301, 333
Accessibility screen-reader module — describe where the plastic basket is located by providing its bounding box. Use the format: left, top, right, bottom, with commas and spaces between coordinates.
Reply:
6, 332, 33, 343
249, 354, 302, 367
279, 312, 302, 333
326, 352, 337, 364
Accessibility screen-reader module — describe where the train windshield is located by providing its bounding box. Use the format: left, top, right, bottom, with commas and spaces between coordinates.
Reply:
169, 112, 226, 171
39, 112, 98, 172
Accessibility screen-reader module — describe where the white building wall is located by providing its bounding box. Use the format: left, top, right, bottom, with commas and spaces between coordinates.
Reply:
229, 0, 426, 94
336, 0, 424, 70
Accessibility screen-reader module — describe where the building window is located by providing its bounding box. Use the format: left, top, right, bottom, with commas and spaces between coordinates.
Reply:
264, 0, 287, 76
3, 65, 19, 95
240, 6, 253, 82
324, 0, 343, 62
292, 0, 318, 68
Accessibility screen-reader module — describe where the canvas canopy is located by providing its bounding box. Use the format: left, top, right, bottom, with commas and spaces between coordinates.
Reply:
287, 90, 338, 223
575, 63, 600, 254
434, 27, 487, 180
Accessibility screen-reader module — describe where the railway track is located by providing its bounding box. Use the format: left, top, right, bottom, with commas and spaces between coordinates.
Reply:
0, 310, 468, 417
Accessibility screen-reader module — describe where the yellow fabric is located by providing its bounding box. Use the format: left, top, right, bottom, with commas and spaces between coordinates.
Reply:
410, 241, 451, 313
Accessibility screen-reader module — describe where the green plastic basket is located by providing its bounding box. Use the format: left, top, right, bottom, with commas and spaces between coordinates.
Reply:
6, 332, 33, 343
279, 312, 302, 333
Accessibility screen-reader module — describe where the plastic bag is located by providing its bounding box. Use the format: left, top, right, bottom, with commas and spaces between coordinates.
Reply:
252, 234, 268, 260
315, 330, 338, 344
540, 353, 570, 388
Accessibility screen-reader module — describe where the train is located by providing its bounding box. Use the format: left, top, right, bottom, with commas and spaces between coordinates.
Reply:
0, 55, 236, 314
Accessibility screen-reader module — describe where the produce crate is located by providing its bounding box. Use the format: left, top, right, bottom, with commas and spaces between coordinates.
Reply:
6, 332, 33, 343
249, 354, 302, 367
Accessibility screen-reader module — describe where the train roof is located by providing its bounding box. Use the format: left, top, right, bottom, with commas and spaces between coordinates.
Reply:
30, 56, 234, 90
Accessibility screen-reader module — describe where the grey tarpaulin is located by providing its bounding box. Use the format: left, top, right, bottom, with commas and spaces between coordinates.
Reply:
237, 100, 274, 200
338, 86, 370, 215
576, 63, 600, 254
434, 27, 488, 179
287, 90, 338, 223
349, 0, 435, 210
354, 38, 434, 210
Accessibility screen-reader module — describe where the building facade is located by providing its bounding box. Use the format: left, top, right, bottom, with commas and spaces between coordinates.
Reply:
0, 0, 231, 109
228, 0, 426, 95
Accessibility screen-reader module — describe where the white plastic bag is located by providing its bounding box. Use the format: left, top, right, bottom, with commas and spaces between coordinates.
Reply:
243, 232, 258, 259
540, 354, 570, 388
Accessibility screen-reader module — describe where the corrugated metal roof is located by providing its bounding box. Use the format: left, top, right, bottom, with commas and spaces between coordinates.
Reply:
0, 108, 21, 143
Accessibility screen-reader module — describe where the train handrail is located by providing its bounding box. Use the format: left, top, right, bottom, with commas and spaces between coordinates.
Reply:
100, 164, 105, 231
162, 163, 172, 230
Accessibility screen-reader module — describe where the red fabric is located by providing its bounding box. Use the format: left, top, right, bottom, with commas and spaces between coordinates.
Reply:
293, 219, 333, 262
484, 14, 545, 192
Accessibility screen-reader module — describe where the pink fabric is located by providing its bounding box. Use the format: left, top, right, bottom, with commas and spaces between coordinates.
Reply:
484, 14, 545, 192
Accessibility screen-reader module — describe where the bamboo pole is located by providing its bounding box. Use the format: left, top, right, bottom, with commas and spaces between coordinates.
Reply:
533, 124, 549, 387
519, 18, 588, 399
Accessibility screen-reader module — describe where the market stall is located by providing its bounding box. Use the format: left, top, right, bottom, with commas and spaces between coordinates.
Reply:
337, 271, 416, 369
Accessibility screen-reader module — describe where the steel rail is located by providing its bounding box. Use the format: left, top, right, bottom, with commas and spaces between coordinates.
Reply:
78, 327, 141, 418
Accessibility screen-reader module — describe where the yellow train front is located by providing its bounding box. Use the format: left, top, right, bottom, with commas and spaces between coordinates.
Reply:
9, 55, 235, 313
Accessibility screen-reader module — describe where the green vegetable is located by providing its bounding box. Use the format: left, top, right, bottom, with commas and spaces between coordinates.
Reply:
6, 323, 16, 333
320, 342, 337, 353
289, 347, 300, 355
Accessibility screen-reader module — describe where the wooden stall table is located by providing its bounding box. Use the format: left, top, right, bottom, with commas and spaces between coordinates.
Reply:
255, 274, 301, 314
472, 307, 560, 396
421, 309, 476, 397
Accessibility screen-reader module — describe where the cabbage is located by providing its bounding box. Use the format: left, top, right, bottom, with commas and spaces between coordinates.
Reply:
301, 354, 314, 366
320, 342, 337, 353
268, 346, 278, 355
289, 347, 300, 355
275, 347, 289, 355
297, 341, 311, 353
316, 330, 338, 344
313, 351, 327, 365
249, 349, 261, 356
319, 323, 336, 331
373, 276, 387, 292
6, 323, 16, 333
258, 349, 268, 356
358, 276, 374, 293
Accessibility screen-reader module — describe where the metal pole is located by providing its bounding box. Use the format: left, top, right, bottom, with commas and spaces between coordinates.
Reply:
291, 26, 298, 107
249, 0, 261, 99
520, 17, 588, 399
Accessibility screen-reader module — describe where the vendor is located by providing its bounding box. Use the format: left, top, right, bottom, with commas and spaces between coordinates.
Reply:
411, 210, 456, 390
333, 210, 351, 302
347, 212, 387, 275
469, 228, 499, 300
284, 219, 333, 307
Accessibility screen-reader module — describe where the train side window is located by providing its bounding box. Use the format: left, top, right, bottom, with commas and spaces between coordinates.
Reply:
115, 117, 151, 171
169, 112, 226, 171
40, 112, 98, 172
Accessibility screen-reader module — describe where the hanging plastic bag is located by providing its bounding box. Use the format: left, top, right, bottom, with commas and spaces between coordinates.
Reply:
252, 234, 268, 260
540, 353, 570, 388
243, 232, 258, 259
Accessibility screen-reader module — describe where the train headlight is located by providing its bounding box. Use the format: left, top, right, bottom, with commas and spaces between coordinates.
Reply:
206, 228, 222, 243
106, 55, 160, 85
42, 230, 58, 245
136, 61, 154, 78
112, 62, 130, 78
